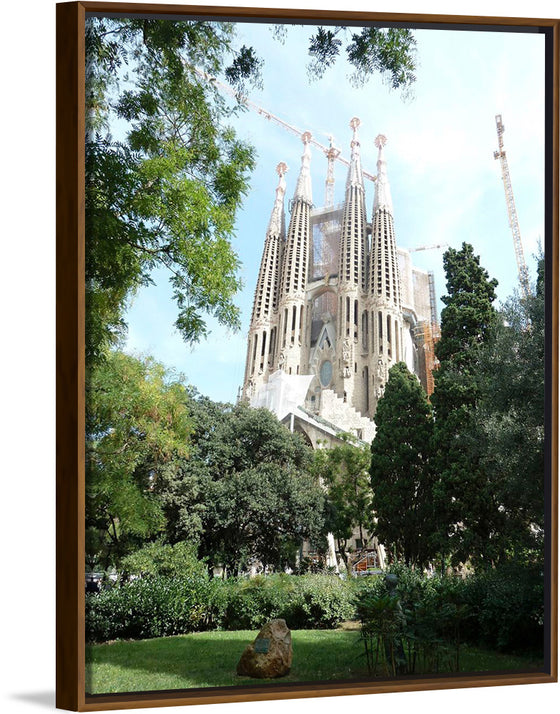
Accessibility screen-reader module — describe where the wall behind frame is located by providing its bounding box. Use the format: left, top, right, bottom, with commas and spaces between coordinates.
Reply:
1, 0, 557, 713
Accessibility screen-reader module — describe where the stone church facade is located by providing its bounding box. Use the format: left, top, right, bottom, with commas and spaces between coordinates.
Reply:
242, 118, 433, 447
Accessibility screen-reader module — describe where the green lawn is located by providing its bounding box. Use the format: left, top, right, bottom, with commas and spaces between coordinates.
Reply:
85, 629, 544, 694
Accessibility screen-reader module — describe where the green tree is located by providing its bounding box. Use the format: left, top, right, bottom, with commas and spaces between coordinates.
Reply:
369, 362, 435, 568
86, 351, 191, 570
305, 26, 416, 92
312, 439, 373, 572
430, 243, 499, 567
204, 461, 326, 574
85, 17, 417, 364
120, 539, 207, 579
85, 17, 259, 364
475, 259, 545, 561
155, 399, 326, 574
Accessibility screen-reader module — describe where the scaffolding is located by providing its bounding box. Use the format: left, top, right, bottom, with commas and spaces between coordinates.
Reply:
423, 322, 436, 397
428, 271, 440, 339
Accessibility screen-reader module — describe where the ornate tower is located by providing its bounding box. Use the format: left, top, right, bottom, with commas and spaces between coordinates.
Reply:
336, 118, 369, 409
368, 135, 404, 409
241, 121, 434, 456
243, 162, 288, 399
275, 132, 313, 376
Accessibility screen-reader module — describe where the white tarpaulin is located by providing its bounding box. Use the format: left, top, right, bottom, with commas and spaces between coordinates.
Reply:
250, 370, 313, 421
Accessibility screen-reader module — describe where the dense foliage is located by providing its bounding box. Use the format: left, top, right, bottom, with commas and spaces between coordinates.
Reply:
87, 563, 544, 657
86, 574, 214, 643
86, 355, 326, 575
219, 574, 356, 631
156, 397, 327, 574
355, 562, 543, 675
311, 439, 373, 572
120, 540, 206, 579
86, 17, 262, 364
366, 245, 545, 575
86, 573, 356, 643
86, 352, 191, 570
430, 243, 500, 567
474, 258, 546, 561
370, 362, 435, 568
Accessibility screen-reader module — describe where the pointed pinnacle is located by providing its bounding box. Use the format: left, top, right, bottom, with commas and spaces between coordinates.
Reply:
268, 162, 288, 235
293, 131, 313, 203
373, 134, 392, 214
276, 161, 288, 178
375, 134, 387, 150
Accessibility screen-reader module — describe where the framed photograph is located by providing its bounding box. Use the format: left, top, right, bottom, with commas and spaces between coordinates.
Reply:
57, 2, 558, 710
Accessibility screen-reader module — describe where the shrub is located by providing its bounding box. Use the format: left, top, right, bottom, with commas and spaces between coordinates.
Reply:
354, 562, 544, 675
87, 572, 357, 642
286, 575, 356, 629
462, 562, 544, 652
218, 575, 294, 630
356, 592, 407, 676
355, 571, 466, 676
216, 574, 355, 630
120, 540, 207, 579
86, 574, 212, 643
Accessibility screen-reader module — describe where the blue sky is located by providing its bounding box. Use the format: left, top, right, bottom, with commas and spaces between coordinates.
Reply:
123, 20, 545, 402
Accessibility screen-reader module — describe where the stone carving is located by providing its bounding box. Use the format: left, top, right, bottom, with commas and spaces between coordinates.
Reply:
236, 619, 292, 679
341, 337, 351, 378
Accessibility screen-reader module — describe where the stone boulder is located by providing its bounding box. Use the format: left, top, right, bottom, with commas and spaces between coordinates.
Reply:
236, 619, 292, 678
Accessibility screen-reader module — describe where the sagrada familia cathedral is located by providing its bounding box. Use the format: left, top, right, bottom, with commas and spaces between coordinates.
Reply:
242, 118, 434, 452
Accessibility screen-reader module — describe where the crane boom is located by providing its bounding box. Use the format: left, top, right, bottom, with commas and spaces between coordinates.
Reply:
493, 114, 531, 299
409, 242, 449, 253
195, 68, 377, 185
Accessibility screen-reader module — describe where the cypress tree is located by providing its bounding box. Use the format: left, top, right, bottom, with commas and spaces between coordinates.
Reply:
430, 243, 499, 567
370, 362, 434, 568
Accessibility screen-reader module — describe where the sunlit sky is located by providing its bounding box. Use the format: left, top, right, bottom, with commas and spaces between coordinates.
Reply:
122, 19, 546, 402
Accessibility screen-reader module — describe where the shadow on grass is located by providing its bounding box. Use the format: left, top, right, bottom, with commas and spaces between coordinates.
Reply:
85, 629, 545, 695
86, 630, 368, 694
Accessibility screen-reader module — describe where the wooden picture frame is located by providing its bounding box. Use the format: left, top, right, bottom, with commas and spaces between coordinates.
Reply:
57, 2, 559, 710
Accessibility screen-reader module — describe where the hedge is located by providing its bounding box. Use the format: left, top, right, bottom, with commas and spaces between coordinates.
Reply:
86, 573, 356, 643
86, 564, 544, 653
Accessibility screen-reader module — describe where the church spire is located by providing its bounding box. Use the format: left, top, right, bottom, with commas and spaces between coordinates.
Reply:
338, 117, 367, 290
243, 163, 288, 399
293, 131, 313, 205
373, 134, 393, 214
347, 117, 364, 189
370, 134, 400, 307
267, 161, 288, 238
336, 118, 369, 410
276, 133, 313, 376
280, 132, 313, 300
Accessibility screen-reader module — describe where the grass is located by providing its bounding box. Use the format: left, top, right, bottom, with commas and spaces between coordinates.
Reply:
85, 629, 544, 695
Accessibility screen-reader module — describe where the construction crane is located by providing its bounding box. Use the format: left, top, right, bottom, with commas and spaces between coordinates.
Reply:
409, 242, 449, 253
194, 68, 377, 206
324, 138, 341, 208
493, 114, 531, 300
